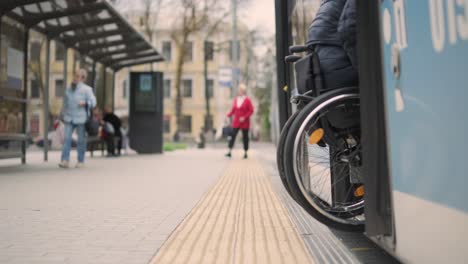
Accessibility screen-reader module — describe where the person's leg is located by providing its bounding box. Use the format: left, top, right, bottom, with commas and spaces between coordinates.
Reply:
106, 133, 115, 156
60, 122, 74, 165
76, 124, 86, 164
117, 136, 122, 155
226, 128, 240, 157
242, 129, 249, 159
116, 131, 122, 156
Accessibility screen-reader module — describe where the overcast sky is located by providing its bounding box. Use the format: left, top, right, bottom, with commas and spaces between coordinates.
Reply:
115, 0, 276, 35
240, 0, 275, 34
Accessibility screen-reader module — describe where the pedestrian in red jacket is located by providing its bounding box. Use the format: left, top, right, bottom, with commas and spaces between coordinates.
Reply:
225, 84, 254, 159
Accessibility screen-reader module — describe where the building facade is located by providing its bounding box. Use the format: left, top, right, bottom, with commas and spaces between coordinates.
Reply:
115, 10, 256, 141
2, 9, 258, 144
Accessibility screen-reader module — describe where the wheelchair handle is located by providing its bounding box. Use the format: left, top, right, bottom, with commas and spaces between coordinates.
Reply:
285, 55, 301, 64
289, 45, 309, 53
291, 94, 314, 104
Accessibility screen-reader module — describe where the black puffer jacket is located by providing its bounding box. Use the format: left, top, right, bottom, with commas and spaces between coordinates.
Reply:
339, 0, 358, 69
307, 0, 358, 90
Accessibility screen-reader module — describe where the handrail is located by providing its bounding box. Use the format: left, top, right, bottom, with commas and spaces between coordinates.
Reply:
0, 95, 28, 104
0, 133, 29, 141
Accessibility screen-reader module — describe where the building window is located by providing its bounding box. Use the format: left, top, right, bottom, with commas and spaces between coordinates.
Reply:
184, 41, 193, 62
205, 41, 214, 61
31, 80, 40, 98
162, 41, 172, 61
123, 80, 128, 98
163, 79, 171, 98
163, 115, 171, 133
229, 40, 241, 62
30, 42, 41, 62
180, 115, 192, 133
182, 79, 192, 98
206, 79, 214, 98
55, 42, 65, 61
55, 79, 64, 97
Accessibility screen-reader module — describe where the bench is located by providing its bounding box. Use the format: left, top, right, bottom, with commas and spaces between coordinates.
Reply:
87, 136, 105, 157
87, 136, 122, 157
0, 133, 29, 162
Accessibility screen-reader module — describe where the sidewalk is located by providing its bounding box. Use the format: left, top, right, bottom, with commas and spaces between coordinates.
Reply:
0, 148, 228, 264
0, 145, 397, 264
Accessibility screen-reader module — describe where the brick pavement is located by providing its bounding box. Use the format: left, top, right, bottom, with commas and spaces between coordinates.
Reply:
151, 152, 313, 264
0, 148, 228, 264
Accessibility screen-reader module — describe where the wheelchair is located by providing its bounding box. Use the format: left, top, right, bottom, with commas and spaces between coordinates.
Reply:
277, 44, 364, 232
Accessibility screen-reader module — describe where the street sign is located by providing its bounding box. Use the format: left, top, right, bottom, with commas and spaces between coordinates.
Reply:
218, 67, 240, 88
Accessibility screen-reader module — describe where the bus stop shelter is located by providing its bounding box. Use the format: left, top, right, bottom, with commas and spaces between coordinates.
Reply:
0, 0, 164, 163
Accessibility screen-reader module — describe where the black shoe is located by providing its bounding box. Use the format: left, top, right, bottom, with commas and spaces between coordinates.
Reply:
225, 153, 232, 158
318, 140, 327, 147
243, 153, 248, 159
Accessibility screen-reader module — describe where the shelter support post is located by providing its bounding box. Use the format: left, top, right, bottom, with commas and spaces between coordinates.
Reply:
22, 28, 29, 164
274, 0, 292, 129
111, 71, 115, 111
43, 38, 50, 161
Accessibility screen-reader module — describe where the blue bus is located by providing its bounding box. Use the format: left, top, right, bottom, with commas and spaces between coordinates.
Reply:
275, 1, 468, 263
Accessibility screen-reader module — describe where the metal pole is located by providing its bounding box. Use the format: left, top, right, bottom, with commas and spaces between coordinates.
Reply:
73, 50, 77, 74
231, 0, 238, 95
111, 71, 115, 111
63, 46, 68, 92
102, 67, 106, 108
43, 38, 50, 161
0, 16, 3, 73
274, 0, 292, 129
91, 61, 96, 93
203, 41, 211, 131
21, 28, 29, 164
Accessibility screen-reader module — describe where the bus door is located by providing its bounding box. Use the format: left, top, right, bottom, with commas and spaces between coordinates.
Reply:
376, 1, 468, 263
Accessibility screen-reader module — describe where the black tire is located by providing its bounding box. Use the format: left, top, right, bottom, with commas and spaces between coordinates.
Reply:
276, 110, 300, 196
283, 87, 365, 232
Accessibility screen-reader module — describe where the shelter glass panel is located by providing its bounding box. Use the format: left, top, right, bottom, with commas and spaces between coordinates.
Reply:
55, 79, 64, 98
0, 18, 25, 95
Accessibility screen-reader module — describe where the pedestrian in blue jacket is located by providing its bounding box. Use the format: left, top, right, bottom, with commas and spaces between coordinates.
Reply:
59, 69, 96, 169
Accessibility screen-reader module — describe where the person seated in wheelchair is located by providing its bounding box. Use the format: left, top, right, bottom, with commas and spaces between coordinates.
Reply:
308, 0, 357, 91
305, 0, 359, 147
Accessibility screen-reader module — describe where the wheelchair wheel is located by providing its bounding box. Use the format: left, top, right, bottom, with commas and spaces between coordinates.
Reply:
283, 87, 365, 232
276, 110, 300, 196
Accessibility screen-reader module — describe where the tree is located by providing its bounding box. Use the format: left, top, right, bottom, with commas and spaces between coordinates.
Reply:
141, 0, 165, 46
291, 0, 319, 45
254, 45, 276, 142
169, 0, 232, 133
29, 38, 56, 130
141, 0, 165, 71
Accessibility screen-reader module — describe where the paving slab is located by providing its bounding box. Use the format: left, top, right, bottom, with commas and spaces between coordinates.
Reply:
0, 148, 228, 264
151, 151, 313, 264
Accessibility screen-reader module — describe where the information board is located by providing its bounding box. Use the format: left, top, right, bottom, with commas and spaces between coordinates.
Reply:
134, 73, 156, 112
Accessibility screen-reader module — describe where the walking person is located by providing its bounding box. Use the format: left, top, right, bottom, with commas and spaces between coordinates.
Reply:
225, 84, 254, 159
59, 69, 96, 168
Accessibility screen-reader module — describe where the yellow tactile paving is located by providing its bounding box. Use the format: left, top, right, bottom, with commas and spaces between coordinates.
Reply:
151, 152, 314, 264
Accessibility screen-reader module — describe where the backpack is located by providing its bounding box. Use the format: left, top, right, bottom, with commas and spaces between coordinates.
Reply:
85, 106, 99, 136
